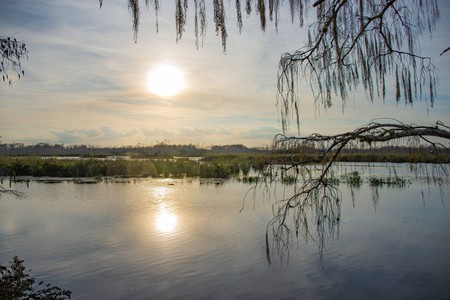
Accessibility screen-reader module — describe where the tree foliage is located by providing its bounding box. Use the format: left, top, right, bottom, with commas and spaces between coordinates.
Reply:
0, 256, 71, 300
277, 0, 440, 131
0, 36, 28, 86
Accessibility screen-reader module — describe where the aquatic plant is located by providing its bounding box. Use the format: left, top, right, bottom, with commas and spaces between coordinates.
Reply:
241, 176, 261, 184
369, 176, 409, 187
344, 171, 363, 187
281, 175, 296, 185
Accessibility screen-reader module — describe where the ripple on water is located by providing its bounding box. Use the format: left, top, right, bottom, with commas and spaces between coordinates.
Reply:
1, 175, 449, 299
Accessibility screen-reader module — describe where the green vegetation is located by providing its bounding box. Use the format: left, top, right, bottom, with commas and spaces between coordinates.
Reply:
336, 149, 449, 164
0, 155, 270, 180
339, 172, 410, 188
240, 175, 262, 184
0, 157, 158, 178
344, 171, 363, 187
0, 256, 71, 299
280, 175, 297, 184
369, 176, 409, 187
201, 153, 269, 174
2, 143, 448, 164
323, 175, 340, 185
0, 150, 447, 181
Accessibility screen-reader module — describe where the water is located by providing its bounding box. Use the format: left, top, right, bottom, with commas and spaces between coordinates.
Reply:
1, 163, 449, 299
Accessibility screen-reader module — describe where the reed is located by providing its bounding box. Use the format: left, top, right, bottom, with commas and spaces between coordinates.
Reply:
369, 176, 409, 187
344, 171, 363, 187
0, 157, 247, 179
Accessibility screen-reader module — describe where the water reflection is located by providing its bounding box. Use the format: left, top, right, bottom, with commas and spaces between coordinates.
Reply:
265, 163, 449, 268
1, 174, 449, 299
150, 185, 178, 235
154, 204, 177, 234
151, 186, 171, 200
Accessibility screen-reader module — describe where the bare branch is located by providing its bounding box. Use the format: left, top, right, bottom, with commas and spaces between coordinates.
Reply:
267, 119, 448, 265
440, 46, 450, 56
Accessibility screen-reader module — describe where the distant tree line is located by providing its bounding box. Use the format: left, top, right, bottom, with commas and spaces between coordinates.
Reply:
1, 142, 448, 164
0, 142, 269, 157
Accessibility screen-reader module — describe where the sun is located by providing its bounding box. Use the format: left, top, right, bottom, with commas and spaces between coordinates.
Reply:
147, 64, 186, 97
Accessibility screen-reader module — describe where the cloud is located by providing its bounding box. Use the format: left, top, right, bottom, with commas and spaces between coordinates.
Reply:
50, 127, 134, 144
141, 128, 172, 137
1, 0, 449, 148
51, 130, 97, 144
239, 126, 280, 139
42, 125, 272, 146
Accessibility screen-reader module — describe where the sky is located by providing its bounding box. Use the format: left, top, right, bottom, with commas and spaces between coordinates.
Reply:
1, 0, 449, 147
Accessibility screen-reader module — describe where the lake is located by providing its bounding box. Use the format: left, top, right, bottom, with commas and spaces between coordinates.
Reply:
1, 163, 449, 299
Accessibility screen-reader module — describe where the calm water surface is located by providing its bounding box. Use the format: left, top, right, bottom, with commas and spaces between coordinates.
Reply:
1, 163, 449, 299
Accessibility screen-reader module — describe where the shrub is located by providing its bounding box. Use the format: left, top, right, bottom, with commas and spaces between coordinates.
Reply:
0, 256, 71, 299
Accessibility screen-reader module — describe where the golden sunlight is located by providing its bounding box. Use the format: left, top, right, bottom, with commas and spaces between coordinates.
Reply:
147, 64, 186, 97
150, 186, 177, 234
155, 205, 178, 234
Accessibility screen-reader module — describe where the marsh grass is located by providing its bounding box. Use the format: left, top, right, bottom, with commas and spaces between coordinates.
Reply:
0, 156, 442, 184
281, 175, 297, 184
344, 171, 363, 187
369, 176, 409, 187
0, 156, 267, 180
240, 175, 262, 184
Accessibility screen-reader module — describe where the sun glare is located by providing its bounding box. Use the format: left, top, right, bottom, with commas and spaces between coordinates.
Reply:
155, 206, 178, 234
147, 64, 186, 97
150, 186, 178, 235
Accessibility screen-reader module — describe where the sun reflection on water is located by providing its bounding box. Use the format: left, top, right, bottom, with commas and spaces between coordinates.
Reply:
150, 185, 178, 235
155, 205, 178, 234
152, 186, 171, 200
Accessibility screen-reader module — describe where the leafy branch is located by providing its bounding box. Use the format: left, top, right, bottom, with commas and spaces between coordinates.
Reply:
1, 36, 28, 86
0, 256, 71, 299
